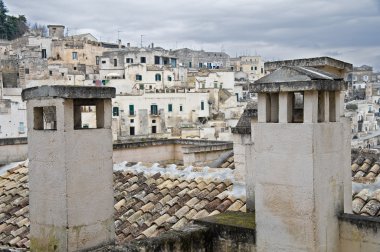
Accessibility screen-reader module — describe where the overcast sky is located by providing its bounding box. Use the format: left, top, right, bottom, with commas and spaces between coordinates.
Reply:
6, 0, 380, 70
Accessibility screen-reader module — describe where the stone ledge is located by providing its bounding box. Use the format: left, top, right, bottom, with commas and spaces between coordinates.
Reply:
264, 57, 353, 72
21, 85, 116, 101
339, 213, 380, 233
95, 225, 212, 252
194, 211, 256, 244
251, 79, 347, 93
0, 137, 28, 146
113, 138, 232, 150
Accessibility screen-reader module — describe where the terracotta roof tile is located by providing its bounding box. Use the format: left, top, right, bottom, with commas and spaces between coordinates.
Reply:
171, 217, 188, 230
0, 161, 277, 249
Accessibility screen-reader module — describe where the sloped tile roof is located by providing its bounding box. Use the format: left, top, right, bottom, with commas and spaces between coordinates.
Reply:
0, 162, 246, 250
352, 189, 380, 216
351, 156, 380, 182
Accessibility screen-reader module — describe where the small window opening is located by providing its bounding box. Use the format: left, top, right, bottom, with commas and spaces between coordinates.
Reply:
113, 107, 119, 116
41, 49, 47, 59
25, 68, 29, 74
72, 52, 78, 60
114, 58, 117, 67
130, 126, 135, 135
33, 106, 57, 130
152, 125, 157, 134
140, 57, 146, 63
74, 99, 105, 129
293, 92, 304, 123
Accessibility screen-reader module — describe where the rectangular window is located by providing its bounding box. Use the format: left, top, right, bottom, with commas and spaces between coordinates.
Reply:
171, 58, 177, 68
251, 66, 254, 70
130, 119, 134, 123
129, 104, 134, 116
49, 70, 52, 76
113, 107, 119, 116
168, 76, 172, 81
61, 73, 64, 77
201, 101, 205, 111
114, 58, 117, 67
102, 60, 106, 64
25, 68, 29, 74
255, 66, 257, 70
151, 104, 158, 115
73, 101, 105, 129
72, 52, 78, 60
152, 126, 157, 134
18, 122, 25, 134
261, 68, 264, 74
140, 57, 146, 63
154, 56, 160, 64
126, 58, 133, 63
199, 63, 203, 68
180, 105, 183, 112
189, 62, 192, 68
33, 106, 57, 130
214, 82, 218, 88
41, 49, 47, 59
136, 74, 142, 81
130, 126, 135, 135
168, 104, 173, 112
96, 56, 100, 65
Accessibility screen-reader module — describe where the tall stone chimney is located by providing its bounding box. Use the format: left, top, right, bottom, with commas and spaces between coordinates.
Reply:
22, 85, 116, 251
249, 66, 351, 251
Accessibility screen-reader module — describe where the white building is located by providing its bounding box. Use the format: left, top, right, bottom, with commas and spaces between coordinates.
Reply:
0, 88, 26, 138
112, 90, 210, 140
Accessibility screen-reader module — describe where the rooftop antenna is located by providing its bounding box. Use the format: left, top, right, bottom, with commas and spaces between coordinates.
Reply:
140, 35, 144, 48
117, 30, 123, 41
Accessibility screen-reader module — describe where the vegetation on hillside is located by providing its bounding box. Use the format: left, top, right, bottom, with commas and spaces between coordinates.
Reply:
0, 0, 28, 40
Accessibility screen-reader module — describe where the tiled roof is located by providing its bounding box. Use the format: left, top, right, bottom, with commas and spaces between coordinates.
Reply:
352, 189, 380, 216
351, 155, 380, 183
0, 162, 246, 250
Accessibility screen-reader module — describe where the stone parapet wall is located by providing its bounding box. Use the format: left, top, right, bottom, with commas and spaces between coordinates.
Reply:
339, 214, 380, 252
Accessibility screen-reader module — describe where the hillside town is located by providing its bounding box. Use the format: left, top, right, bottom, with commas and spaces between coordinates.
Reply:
1, 0, 380, 251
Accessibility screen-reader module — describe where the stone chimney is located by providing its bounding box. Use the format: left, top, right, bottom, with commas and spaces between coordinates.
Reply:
249, 66, 351, 251
22, 85, 116, 251
47, 25, 65, 39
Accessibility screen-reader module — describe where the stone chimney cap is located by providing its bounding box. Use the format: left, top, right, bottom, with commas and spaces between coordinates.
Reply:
21, 85, 116, 101
251, 66, 347, 93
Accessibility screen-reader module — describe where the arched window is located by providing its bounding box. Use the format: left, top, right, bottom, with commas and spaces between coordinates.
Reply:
155, 74, 161, 81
